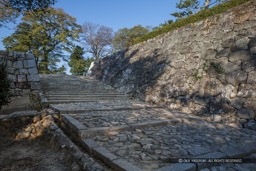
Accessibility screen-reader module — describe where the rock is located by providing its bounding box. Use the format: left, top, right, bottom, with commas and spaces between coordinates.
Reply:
229, 51, 250, 62
33, 115, 40, 123
23, 59, 36, 68
212, 114, 222, 122
28, 67, 38, 75
237, 109, 255, 119
244, 120, 256, 131
109, 131, 118, 136
17, 131, 30, 139
119, 135, 128, 142
225, 70, 247, 86
247, 71, 256, 84
132, 135, 140, 141
17, 75, 26, 82
155, 149, 162, 155
27, 74, 40, 82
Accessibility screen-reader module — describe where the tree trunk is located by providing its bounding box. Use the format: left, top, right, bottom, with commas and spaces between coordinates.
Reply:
205, 0, 210, 9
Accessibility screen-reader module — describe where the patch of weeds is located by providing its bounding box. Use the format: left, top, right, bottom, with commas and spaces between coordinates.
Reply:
210, 62, 225, 74
192, 72, 203, 80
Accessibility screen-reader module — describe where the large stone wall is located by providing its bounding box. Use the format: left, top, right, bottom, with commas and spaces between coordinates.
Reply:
89, 1, 256, 126
0, 51, 41, 97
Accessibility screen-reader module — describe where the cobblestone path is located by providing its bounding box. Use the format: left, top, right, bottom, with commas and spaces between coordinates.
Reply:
41, 74, 256, 171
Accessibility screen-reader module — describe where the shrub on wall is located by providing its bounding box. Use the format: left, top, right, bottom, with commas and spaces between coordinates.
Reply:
0, 58, 11, 109
133, 0, 251, 45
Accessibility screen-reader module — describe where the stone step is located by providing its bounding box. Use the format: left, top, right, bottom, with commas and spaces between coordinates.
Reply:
44, 90, 119, 94
46, 94, 127, 98
47, 97, 129, 101
47, 99, 106, 104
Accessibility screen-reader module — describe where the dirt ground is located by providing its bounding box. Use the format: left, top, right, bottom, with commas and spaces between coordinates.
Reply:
0, 131, 72, 171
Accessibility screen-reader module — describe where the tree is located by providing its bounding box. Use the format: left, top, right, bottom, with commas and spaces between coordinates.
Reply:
3, 7, 81, 73
0, 0, 19, 27
0, 0, 57, 28
113, 25, 149, 51
171, 0, 200, 19
82, 22, 114, 61
7, 0, 57, 12
68, 45, 86, 75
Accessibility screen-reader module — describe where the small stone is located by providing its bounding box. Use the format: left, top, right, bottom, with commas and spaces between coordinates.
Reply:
108, 131, 118, 136
155, 149, 162, 155
33, 115, 40, 123
132, 135, 140, 141
136, 129, 142, 133
17, 131, 30, 139
237, 109, 255, 119
119, 135, 127, 142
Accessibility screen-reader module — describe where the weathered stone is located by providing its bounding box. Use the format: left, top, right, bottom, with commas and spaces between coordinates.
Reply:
247, 71, 256, 84
20, 69, 29, 75
229, 51, 250, 62
27, 74, 40, 82
216, 48, 230, 58
155, 163, 196, 171
237, 109, 255, 119
17, 75, 27, 82
13, 61, 23, 69
225, 70, 247, 86
23, 59, 36, 68
28, 67, 38, 75
111, 159, 142, 171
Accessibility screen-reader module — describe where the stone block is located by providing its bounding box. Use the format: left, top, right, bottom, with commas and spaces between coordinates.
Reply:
237, 109, 255, 119
62, 115, 87, 131
28, 67, 38, 75
27, 74, 40, 82
229, 51, 250, 62
26, 53, 34, 60
219, 143, 256, 157
17, 75, 26, 82
7, 74, 16, 82
30, 82, 41, 90
20, 69, 28, 75
13, 61, 23, 69
92, 147, 117, 164
80, 127, 109, 138
23, 59, 36, 68
247, 71, 256, 84
225, 70, 247, 86
111, 159, 142, 171
155, 163, 196, 171
81, 138, 99, 154
194, 151, 227, 170
14, 52, 25, 59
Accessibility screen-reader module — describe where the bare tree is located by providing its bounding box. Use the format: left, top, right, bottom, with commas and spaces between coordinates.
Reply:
204, 0, 210, 9
82, 22, 114, 60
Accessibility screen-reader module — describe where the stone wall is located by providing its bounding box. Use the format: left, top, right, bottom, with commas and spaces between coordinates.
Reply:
89, 1, 256, 126
0, 51, 41, 97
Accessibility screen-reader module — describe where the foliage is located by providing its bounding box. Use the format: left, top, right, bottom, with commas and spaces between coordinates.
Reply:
210, 61, 225, 74
3, 7, 81, 73
0, 58, 11, 109
192, 72, 203, 80
113, 25, 149, 51
0, 0, 57, 28
134, 0, 251, 45
0, 0, 19, 27
68, 45, 86, 75
171, 0, 200, 19
82, 22, 114, 60
7, 0, 57, 12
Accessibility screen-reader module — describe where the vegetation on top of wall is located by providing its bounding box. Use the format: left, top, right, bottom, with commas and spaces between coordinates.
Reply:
133, 0, 251, 45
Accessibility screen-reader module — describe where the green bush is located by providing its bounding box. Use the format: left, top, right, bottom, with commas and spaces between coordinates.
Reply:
133, 0, 251, 45
0, 58, 11, 109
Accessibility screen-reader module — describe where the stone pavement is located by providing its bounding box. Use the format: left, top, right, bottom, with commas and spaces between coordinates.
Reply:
41, 74, 256, 171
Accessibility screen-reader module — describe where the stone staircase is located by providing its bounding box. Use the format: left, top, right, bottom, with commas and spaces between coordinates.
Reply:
39, 74, 256, 171
40, 74, 129, 104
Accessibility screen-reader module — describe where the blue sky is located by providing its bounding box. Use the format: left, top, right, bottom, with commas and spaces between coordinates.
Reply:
0, 0, 206, 73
